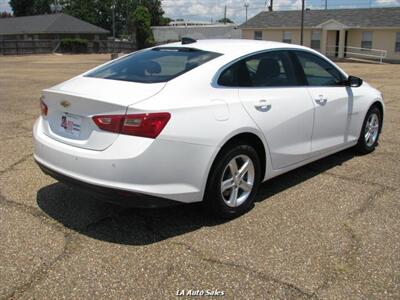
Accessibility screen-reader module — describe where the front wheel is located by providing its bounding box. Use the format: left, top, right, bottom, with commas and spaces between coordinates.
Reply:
355, 106, 381, 154
204, 144, 261, 219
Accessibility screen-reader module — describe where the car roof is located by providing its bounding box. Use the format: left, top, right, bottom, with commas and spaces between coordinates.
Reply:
156, 39, 310, 57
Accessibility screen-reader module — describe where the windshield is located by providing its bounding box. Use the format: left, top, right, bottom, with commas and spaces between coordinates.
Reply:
86, 47, 222, 83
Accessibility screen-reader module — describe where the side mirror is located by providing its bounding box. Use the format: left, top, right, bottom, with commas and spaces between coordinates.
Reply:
347, 75, 363, 87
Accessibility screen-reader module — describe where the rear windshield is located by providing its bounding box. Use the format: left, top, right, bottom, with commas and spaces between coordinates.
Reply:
86, 47, 222, 83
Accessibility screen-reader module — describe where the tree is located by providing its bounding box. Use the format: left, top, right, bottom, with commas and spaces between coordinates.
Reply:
60, 0, 97, 24
10, 0, 55, 16
217, 17, 234, 24
33, 0, 52, 14
160, 16, 172, 26
60, 0, 167, 38
129, 5, 153, 49
9, 0, 35, 16
144, 0, 164, 26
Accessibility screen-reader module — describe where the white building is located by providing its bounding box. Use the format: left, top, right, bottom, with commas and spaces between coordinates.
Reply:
152, 24, 241, 44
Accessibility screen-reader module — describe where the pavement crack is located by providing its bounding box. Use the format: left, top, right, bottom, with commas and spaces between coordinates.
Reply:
306, 166, 395, 191
348, 187, 387, 220
0, 191, 82, 299
0, 134, 32, 142
171, 241, 316, 299
5, 231, 80, 299
0, 153, 32, 176
312, 187, 387, 297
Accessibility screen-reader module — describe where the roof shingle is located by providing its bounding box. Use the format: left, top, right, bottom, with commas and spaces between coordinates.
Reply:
0, 13, 109, 35
240, 7, 400, 29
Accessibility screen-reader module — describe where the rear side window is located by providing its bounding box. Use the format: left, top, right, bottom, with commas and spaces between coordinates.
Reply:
86, 48, 221, 83
218, 51, 298, 87
294, 51, 345, 86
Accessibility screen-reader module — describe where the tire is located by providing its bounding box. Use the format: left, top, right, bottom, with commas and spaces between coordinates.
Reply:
355, 106, 381, 154
204, 144, 261, 219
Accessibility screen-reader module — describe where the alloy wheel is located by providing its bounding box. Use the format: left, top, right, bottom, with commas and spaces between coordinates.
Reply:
220, 155, 255, 208
364, 112, 380, 147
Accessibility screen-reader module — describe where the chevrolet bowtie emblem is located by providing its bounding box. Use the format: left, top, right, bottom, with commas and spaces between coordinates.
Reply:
60, 100, 71, 108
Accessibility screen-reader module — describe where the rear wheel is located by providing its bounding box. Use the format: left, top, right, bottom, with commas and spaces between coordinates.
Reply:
355, 106, 381, 154
204, 144, 261, 219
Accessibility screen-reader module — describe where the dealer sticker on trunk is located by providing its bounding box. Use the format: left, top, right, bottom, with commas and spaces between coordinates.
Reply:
60, 113, 82, 138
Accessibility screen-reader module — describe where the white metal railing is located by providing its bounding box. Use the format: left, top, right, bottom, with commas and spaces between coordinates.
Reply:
326, 45, 387, 64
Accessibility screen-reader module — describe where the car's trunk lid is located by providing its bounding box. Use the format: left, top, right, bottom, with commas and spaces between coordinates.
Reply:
41, 76, 166, 150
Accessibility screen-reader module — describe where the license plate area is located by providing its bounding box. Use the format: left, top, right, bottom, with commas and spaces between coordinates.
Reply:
60, 113, 82, 138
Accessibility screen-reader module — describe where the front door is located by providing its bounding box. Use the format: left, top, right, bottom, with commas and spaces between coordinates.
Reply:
293, 50, 351, 154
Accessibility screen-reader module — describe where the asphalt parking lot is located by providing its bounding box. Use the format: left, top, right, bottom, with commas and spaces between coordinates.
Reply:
0, 54, 399, 299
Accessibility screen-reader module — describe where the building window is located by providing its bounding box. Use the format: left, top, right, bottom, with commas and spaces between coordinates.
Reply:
361, 31, 373, 49
396, 32, 400, 52
254, 31, 262, 40
283, 31, 292, 44
311, 30, 321, 49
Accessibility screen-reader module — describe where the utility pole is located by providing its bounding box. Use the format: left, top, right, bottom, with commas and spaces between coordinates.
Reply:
112, 0, 116, 41
224, 4, 227, 24
244, 2, 249, 23
325, 0, 328, 10
112, 0, 116, 54
269, 0, 273, 11
300, 0, 305, 45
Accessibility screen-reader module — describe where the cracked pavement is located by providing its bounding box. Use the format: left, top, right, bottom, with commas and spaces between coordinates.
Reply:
0, 54, 399, 299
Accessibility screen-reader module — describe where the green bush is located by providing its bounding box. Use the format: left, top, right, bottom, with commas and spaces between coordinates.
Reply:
128, 6, 154, 49
60, 38, 88, 53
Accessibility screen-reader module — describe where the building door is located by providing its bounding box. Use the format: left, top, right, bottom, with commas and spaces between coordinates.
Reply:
326, 30, 337, 57
335, 31, 340, 57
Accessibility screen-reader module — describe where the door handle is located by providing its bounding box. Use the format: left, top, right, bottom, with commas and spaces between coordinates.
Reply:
315, 95, 328, 105
254, 100, 272, 112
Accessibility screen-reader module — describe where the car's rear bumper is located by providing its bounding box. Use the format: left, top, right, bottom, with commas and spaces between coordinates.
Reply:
35, 159, 178, 207
33, 117, 216, 203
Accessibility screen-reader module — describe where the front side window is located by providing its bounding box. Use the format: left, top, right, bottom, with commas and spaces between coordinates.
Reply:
396, 32, 400, 52
254, 31, 263, 40
295, 51, 344, 86
86, 47, 221, 83
311, 31, 321, 49
361, 31, 373, 50
283, 31, 292, 44
218, 51, 298, 87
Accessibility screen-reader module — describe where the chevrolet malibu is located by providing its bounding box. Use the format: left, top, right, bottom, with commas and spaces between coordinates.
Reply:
34, 39, 384, 218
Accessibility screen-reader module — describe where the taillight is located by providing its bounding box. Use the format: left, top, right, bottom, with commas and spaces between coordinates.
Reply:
92, 113, 171, 139
121, 113, 171, 138
92, 115, 124, 133
40, 97, 48, 116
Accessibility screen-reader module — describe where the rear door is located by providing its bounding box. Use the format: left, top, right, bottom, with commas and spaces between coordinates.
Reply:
225, 50, 315, 170
292, 50, 351, 153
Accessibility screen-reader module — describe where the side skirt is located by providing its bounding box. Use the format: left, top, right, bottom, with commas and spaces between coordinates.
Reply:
264, 141, 358, 181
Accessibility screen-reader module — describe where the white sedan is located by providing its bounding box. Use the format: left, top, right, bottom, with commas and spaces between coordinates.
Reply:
34, 39, 384, 218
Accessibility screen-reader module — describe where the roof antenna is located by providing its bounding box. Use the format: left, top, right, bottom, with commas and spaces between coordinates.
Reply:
181, 37, 197, 45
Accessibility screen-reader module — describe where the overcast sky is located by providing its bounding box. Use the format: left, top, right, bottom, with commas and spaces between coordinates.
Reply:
1, 0, 399, 23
